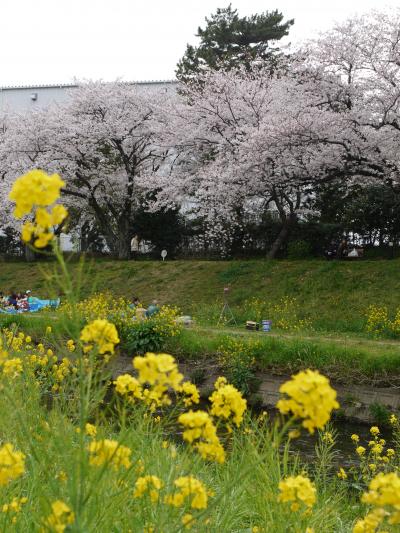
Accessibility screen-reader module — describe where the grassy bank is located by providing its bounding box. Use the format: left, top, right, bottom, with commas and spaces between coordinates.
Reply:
166, 327, 400, 385
2, 258, 400, 333
3, 312, 400, 384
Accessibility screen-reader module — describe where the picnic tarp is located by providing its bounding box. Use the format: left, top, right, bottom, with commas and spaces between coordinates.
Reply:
0, 298, 60, 314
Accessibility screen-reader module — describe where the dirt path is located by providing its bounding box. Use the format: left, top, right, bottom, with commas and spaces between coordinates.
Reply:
196, 325, 400, 351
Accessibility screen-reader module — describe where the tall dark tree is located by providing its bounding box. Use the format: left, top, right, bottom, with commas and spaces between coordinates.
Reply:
343, 185, 400, 247
176, 4, 294, 82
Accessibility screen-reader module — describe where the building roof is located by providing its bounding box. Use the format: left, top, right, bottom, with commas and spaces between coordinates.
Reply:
0, 80, 177, 90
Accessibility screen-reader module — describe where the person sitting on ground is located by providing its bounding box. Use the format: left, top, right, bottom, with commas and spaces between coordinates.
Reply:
146, 299, 160, 318
17, 294, 29, 311
129, 296, 140, 310
8, 293, 18, 309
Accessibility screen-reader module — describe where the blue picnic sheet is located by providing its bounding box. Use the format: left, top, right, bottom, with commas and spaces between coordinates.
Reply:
0, 298, 60, 314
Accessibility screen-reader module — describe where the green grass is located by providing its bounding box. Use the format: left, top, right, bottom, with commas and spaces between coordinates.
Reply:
0, 251, 399, 531
166, 327, 400, 384
2, 258, 400, 333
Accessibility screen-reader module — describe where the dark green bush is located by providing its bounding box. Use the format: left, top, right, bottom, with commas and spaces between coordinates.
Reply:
287, 240, 312, 259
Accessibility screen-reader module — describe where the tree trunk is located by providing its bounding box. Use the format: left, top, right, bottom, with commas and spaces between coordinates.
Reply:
24, 244, 35, 262
116, 237, 132, 260
266, 213, 296, 259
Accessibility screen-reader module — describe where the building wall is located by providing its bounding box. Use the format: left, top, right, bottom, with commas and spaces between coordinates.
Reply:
0, 80, 177, 113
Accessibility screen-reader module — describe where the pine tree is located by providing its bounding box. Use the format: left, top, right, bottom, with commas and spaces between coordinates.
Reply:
176, 4, 294, 82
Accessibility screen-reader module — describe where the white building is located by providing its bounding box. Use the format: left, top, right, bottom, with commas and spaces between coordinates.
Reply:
0, 80, 177, 113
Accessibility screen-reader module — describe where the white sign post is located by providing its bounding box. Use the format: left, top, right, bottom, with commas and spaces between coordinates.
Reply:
161, 249, 167, 261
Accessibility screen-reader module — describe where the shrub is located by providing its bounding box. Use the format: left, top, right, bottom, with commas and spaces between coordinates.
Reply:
287, 240, 312, 259
121, 306, 182, 355
58, 291, 136, 331
218, 337, 258, 395
365, 305, 400, 338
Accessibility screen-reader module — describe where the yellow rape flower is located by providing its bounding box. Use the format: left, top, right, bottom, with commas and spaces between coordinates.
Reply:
2, 358, 23, 378
178, 410, 225, 463
9, 170, 65, 218
337, 468, 347, 480
209, 379, 247, 427
88, 439, 131, 470
2, 496, 27, 514
353, 508, 385, 533
278, 475, 316, 511
182, 513, 194, 529
133, 352, 183, 390
180, 381, 200, 407
165, 476, 209, 509
114, 374, 143, 402
362, 472, 400, 520
370, 426, 380, 436
44, 500, 74, 533
132, 352, 183, 410
80, 319, 119, 355
133, 475, 163, 503
322, 432, 334, 444
10, 171, 68, 248
85, 423, 97, 437
0, 444, 25, 485
66, 340, 75, 352
356, 446, 366, 457
276, 370, 339, 433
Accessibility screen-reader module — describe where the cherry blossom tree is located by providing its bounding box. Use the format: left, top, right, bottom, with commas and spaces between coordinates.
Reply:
155, 63, 360, 256
157, 8, 400, 256
306, 8, 400, 184
0, 82, 174, 259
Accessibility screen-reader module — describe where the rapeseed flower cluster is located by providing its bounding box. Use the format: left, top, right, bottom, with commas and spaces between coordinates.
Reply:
353, 472, 400, 532
209, 377, 247, 427
178, 410, 225, 463
80, 319, 120, 355
2, 496, 28, 515
2, 357, 23, 378
180, 381, 200, 407
0, 444, 25, 486
114, 374, 143, 402
278, 475, 316, 512
134, 475, 163, 503
9, 170, 67, 248
365, 304, 400, 337
349, 427, 396, 481
115, 353, 200, 412
85, 423, 97, 438
59, 292, 136, 329
151, 305, 182, 339
88, 439, 132, 470
0, 326, 81, 394
43, 500, 75, 532
165, 476, 209, 510
133, 352, 184, 410
276, 369, 339, 433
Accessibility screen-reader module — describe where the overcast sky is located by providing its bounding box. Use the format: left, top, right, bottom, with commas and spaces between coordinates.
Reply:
1, 0, 398, 86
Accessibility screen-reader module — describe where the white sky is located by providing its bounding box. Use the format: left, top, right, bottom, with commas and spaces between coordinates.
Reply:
1, 0, 398, 86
